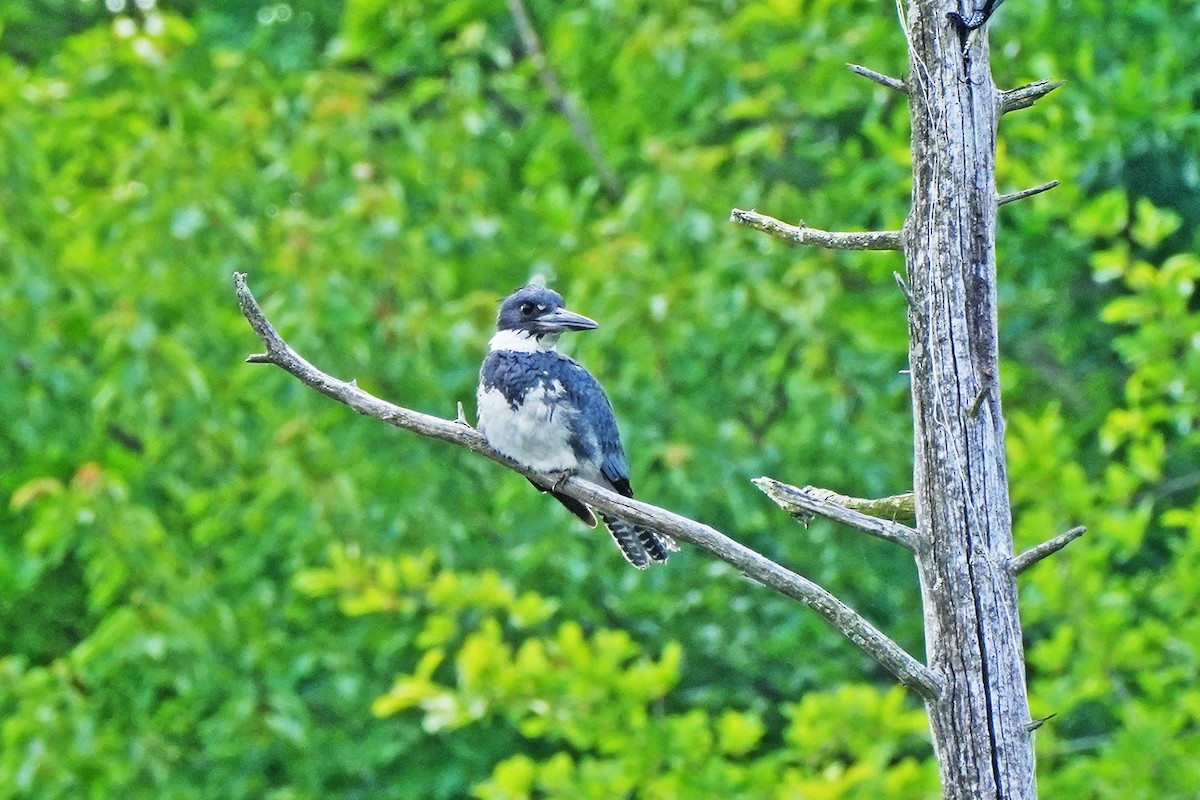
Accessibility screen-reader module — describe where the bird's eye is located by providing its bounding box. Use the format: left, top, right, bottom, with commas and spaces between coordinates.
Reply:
519, 302, 535, 315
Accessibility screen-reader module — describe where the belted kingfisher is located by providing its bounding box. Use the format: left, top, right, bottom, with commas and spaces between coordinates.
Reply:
477, 285, 678, 568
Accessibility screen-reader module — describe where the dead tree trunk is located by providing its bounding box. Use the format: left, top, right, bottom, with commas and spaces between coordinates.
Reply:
905, 3, 1034, 798
739, 3, 1067, 796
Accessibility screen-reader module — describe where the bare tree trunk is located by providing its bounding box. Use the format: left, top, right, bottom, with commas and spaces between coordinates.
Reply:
903, 3, 1036, 797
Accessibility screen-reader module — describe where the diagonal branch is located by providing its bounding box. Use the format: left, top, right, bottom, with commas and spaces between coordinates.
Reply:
506, 0, 623, 200
800, 485, 917, 525
754, 478, 918, 551
998, 78, 1064, 114
894, 271, 916, 307
1009, 526, 1086, 575
730, 208, 903, 251
233, 272, 941, 700
847, 63, 908, 93
998, 180, 1059, 207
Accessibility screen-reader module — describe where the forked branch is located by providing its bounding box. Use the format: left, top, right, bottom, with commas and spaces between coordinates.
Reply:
753, 478, 918, 551
730, 208, 903, 251
233, 272, 941, 700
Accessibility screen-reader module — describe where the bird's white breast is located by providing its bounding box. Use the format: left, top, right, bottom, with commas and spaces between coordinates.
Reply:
477, 379, 579, 473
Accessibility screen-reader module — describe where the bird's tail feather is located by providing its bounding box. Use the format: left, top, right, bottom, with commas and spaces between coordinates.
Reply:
601, 515, 679, 569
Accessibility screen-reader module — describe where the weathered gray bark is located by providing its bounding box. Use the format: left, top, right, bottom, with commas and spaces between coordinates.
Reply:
904, 3, 1036, 797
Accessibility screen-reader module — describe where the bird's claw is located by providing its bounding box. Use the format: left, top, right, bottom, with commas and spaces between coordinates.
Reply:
548, 469, 575, 492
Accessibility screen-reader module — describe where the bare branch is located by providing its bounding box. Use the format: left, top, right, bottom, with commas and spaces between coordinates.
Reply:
999, 79, 1064, 114
803, 485, 916, 525
1026, 713, 1056, 733
847, 63, 907, 93
894, 271, 916, 307
233, 272, 941, 700
730, 208, 903, 251
754, 478, 918, 550
1009, 526, 1086, 575
506, 0, 623, 200
967, 388, 987, 418
998, 180, 1059, 207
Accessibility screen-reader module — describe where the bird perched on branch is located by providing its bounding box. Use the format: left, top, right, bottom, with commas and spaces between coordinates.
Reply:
477, 285, 678, 568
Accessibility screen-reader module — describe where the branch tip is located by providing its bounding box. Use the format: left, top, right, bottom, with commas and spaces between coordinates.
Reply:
1010, 526, 1086, 575
999, 79, 1065, 114
847, 63, 907, 93
730, 208, 903, 251
1026, 713, 1056, 732
894, 272, 915, 306
998, 180, 1060, 207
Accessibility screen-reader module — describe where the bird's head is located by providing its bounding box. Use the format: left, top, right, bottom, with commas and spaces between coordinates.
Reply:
495, 285, 598, 336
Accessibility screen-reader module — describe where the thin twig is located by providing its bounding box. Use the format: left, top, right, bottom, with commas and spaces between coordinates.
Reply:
730, 209, 903, 251
967, 367, 997, 419
894, 271, 916, 307
967, 389, 986, 419
1009, 526, 1086, 575
998, 180, 1059, 207
998, 79, 1064, 114
506, 0, 623, 200
847, 63, 907, 93
232, 272, 941, 700
1026, 713, 1056, 733
754, 478, 918, 550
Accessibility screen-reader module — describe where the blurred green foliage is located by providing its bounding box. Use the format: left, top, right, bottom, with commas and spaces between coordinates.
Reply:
1, 0, 1198, 797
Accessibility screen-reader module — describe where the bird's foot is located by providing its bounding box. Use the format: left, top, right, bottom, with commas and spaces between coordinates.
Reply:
547, 469, 576, 492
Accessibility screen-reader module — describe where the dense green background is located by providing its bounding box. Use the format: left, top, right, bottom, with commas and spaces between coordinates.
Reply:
2, 0, 1198, 797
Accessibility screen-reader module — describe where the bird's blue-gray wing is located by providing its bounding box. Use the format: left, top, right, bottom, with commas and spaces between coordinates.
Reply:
556, 357, 678, 567
559, 360, 634, 497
